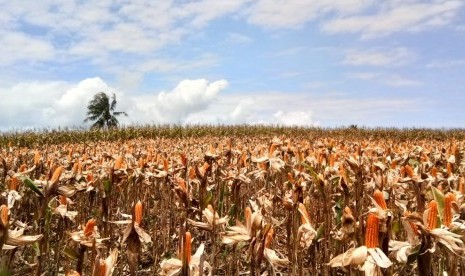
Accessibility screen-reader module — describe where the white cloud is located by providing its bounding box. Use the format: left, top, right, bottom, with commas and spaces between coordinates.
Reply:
246, 0, 374, 28
322, 0, 463, 38
153, 79, 228, 122
184, 91, 420, 127
0, 76, 431, 130
343, 47, 415, 66
0, 78, 228, 130
273, 110, 317, 126
0, 1, 249, 66
0, 31, 55, 66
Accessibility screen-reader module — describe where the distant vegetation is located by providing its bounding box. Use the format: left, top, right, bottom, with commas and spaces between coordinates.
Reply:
0, 125, 464, 147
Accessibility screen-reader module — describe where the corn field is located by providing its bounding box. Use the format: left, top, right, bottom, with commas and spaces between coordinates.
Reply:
1, 125, 465, 275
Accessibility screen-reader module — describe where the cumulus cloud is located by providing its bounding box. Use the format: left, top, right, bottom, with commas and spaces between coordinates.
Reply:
0, 77, 229, 130
0, 78, 115, 130
0, 77, 321, 130
183, 91, 417, 127
0, 75, 439, 130
273, 111, 317, 126
147, 79, 228, 123
185, 95, 309, 126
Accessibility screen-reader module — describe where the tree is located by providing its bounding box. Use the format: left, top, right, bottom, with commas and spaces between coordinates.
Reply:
84, 92, 128, 129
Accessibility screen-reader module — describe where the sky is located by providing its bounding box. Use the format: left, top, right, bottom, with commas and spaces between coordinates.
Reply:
0, 0, 464, 130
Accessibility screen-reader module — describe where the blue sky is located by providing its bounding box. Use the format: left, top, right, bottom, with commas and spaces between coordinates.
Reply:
0, 0, 464, 130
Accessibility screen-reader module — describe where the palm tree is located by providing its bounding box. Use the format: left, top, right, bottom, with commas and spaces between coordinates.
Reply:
84, 92, 128, 129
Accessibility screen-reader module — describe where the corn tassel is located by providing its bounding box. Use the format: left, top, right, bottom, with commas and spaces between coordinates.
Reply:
365, 213, 379, 248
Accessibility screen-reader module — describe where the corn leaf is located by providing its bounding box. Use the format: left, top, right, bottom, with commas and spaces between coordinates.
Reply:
431, 186, 445, 223
19, 176, 44, 197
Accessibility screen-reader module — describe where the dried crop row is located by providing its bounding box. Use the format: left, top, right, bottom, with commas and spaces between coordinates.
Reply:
0, 133, 464, 275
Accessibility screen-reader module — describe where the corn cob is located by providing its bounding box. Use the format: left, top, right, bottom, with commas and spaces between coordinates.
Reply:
365, 213, 379, 248
431, 167, 437, 178
114, 156, 123, 170
444, 193, 457, 227
265, 227, 274, 248
0, 205, 8, 227
134, 200, 143, 226
59, 195, 67, 205
98, 259, 106, 276
50, 166, 63, 183
373, 189, 387, 210
427, 200, 438, 230
447, 162, 453, 177
10, 175, 18, 191
245, 207, 252, 230
178, 179, 187, 193
404, 211, 419, 236
163, 158, 169, 172
84, 218, 96, 237
189, 167, 196, 180
185, 232, 192, 264
34, 150, 41, 165
404, 165, 414, 178
460, 177, 465, 195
